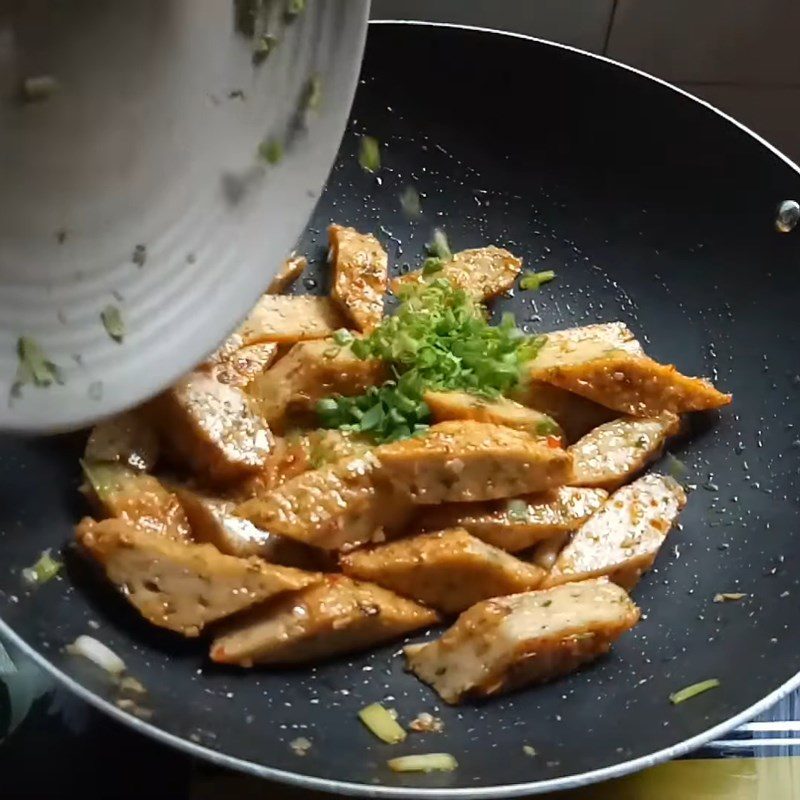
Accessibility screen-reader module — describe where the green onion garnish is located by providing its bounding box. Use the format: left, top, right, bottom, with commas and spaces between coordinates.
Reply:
333, 329, 353, 346
426, 228, 452, 260
316, 280, 544, 443
400, 186, 421, 217
258, 138, 283, 165
421, 257, 444, 276
387, 753, 458, 773
520, 270, 556, 291
16, 336, 62, 388
506, 498, 528, 522
669, 678, 720, 705
358, 136, 381, 173
22, 549, 62, 585
101, 305, 125, 343
284, 0, 305, 19
358, 703, 407, 744
304, 74, 322, 111
252, 34, 278, 65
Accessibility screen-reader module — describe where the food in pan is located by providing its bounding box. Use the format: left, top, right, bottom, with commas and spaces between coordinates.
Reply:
74, 225, 731, 705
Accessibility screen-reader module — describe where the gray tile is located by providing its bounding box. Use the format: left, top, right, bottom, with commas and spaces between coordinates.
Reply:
371, 0, 615, 53
608, 0, 800, 85
683, 83, 800, 164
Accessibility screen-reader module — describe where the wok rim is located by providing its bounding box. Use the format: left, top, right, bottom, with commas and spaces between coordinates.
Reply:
3, 19, 800, 798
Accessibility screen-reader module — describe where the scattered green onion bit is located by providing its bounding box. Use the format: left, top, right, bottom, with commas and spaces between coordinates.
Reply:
132, 244, 147, 267
252, 34, 278, 65
427, 228, 452, 261
259, 137, 284, 165
22, 549, 62, 585
421, 257, 444, 276
506, 498, 529, 522
358, 703, 407, 744
713, 592, 746, 603
333, 329, 354, 346
536, 417, 561, 437
358, 136, 381, 173
400, 186, 422, 217
664, 453, 688, 481
303, 74, 322, 111
101, 305, 125, 343
16, 336, 62, 388
669, 678, 720, 705
387, 753, 458, 773
284, 0, 305, 19
520, 270, 556, 291
522, 745, 538, 757
21, 75, 60, 102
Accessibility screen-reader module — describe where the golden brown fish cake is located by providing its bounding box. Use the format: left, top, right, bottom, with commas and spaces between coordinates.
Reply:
210, 575, 439, 667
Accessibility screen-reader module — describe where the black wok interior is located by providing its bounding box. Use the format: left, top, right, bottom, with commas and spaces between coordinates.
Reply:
1, 23, 800, 795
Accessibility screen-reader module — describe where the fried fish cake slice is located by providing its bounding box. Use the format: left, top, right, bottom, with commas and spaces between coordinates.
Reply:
247, 340, 387, 433
207, 342, 280, 389
376, 421, 573, 505
413, 486, 608, 552
235, 452, 412, 551
76, 518, 318, 637
81, 462, 192, 543
533, 322, 644, 371
530, 353, 731, 416
329, 224, 387, 333
569, 412, 681, 491
391, 246, 522, 302
210, 575, 439, 667
84, 411, 160, 472
172, 486, 326, 569
151, 372, 273, 485
341, 528, 545, 614
405, 578, 640, 704
267, 254, 307, 294
543, 473, 686, 591
424, 390, 563, 441
512, 380, 617, 443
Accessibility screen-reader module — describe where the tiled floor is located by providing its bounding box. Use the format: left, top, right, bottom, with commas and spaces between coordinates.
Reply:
371, 0, 800, 162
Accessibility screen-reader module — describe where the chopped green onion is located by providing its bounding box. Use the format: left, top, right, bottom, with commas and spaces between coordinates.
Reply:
535, 417, 561, 437
426, 228, 452, 260
506, 498, 528, 522
317, 280, 542, 443
665, 453, 688, 481
713, 592, 746, 603
669, 678, 720, 705
284, 0, 305, 19
421, 257, 444, 276
358, 136, 381, 173
520, 270, 556, 291
16, 336, 62, 388
400, 186, 422, 217
522, 745, 537, 757
258, 137, 283, 165
387, 753, 458, 773
252, 34, 278, 65
333, 329, 354, 346
132, 244, 147, 267
358, 703, 407, 744
21, 75, 59, 102
101, 305, 125, 343
22, 549, 62, 585
303, 74, 322, 111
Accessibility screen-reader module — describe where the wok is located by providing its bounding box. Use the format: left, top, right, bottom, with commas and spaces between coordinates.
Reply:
1, 21, 800, 797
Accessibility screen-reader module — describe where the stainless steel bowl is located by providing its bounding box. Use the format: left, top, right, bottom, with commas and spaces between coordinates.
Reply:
0, 0, 369, 431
